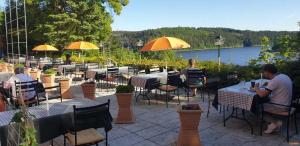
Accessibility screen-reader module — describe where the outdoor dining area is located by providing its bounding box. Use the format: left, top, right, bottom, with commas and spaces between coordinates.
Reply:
0, 37, 300, 146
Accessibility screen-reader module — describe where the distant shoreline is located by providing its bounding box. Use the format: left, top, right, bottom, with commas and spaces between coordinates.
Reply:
176, 46, 262, 52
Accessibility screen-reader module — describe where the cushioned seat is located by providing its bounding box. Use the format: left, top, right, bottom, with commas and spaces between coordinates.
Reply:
103, 77, 116, 82
265, 107, 296, 116
66, 128, 104, 145
159, 85, 178, 91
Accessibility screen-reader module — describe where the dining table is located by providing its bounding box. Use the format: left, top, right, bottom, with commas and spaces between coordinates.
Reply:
217, 79, 268, 134
0, 98, 113, 146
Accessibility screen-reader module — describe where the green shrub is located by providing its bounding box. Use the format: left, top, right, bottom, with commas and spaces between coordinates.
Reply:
116, 85, 135, 93
44, 68, 56, 75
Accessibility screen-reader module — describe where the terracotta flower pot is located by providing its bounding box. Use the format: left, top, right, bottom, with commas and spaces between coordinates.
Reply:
30, 70, 40, 80
42, 74, 55, 87
0, 98, 6, 112
0, 64, 7, 72
59, 78, 72, 99
115, 93, 135, 124
7, 65, 14, 73
177, 108, 202, 146
24, 67, 31, 75
81, 82, 96, 100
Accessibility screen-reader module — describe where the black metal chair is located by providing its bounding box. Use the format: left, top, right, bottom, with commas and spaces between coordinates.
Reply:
36, 83, 62, 104
185, 69, 205, 102
103, 67, 121, 92
157, 74, 182, 107
64, 100, 111, 146
259, 94, 298, 142
13, 80, 39, 107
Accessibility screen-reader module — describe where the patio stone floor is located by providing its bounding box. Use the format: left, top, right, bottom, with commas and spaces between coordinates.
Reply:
40, 84, 300, 146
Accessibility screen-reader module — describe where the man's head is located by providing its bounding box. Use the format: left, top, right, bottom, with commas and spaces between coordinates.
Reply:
14, 67, 24, 74
188, 59, 196, 67
262, 64, 278, 79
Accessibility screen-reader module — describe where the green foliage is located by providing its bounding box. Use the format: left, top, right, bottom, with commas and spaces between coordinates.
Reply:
44, 68, 56, 75
116, 85, 135, 93
251, 35, 298, 65
24, 0, 128, 50
115, 27, 296, 50
14, 64, 25, 69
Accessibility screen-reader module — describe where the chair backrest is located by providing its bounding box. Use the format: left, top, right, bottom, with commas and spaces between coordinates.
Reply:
168, 74, 183, 87
72, 100, 110, 144
148, 79, 160, 90
186, 69, 205, 85
15, 80, 38, 98
107, 67, 119, 75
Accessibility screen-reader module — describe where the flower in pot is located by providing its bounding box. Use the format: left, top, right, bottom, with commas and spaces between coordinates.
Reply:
81, 81, 96, 100
42, 68, 56, 87
59, 77, 72, 99
115, 85, 135, 124
177, 104, 202, 146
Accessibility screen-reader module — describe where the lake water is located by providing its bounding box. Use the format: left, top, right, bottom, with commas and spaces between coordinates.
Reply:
176, 47, 261, 66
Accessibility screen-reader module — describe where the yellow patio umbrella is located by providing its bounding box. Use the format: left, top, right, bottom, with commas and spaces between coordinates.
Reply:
140, 37, 190, 52
32, 44, 59, 57
65, 41, 99, 50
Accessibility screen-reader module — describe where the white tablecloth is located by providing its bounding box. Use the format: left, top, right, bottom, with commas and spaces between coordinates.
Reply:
57, 65, 76, 73
218, 79, 267, 111
86, 67, 129, 79
130, 72, 167, 88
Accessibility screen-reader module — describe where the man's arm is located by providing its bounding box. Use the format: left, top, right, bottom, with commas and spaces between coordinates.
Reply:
254, 84, 271, 97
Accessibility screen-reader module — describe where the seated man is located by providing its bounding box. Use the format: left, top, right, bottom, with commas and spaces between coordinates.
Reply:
4, 67, 36, 102
181, 59, 206, 96
254, 64, 293, 134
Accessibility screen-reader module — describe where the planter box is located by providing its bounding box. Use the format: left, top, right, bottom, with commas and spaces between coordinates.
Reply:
81, 82, 96, 100
177, 106, 202, 146
115, 93, 135, 124
42, 74, 55, 87
59, 78, 72, 99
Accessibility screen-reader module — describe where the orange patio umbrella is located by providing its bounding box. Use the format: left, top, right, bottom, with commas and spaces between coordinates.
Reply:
140, 37, 190, 52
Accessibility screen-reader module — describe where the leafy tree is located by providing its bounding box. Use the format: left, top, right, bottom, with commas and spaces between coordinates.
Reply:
257, 36, 275, 64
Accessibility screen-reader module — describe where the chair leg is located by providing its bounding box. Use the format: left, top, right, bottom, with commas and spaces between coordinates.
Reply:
260, 106, 264, 136
295, 113, 298, 134
63, 135, 66, 146
287, 116, 290, 142
177, 89, 180, 105
207, 99, 211, 118
166, 91, 168, 108
106, 131, 108, 146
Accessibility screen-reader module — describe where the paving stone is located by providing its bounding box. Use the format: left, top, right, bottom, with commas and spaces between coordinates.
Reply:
149, 131, 178, 146
135, 125, 170, 139
133, 140, 158, 146
108, 133, 145, 146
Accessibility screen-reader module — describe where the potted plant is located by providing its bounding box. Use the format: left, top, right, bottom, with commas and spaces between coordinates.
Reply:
115, 85, 135, 124
29, 68, 41, 80
42, 68, 56, 87
59, 77, 72, 99
81, 81, 96, 100
0, 59, 6, 72
177, 104, 202, 146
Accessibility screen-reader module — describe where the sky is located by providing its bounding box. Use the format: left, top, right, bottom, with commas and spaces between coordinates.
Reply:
1, 0, 299, 31
111, 0, 300, 31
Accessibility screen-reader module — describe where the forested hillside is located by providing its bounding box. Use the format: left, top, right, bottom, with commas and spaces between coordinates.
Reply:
114, 27, 297, 50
